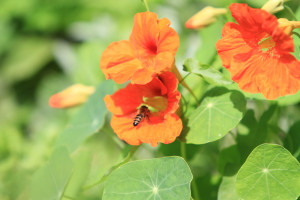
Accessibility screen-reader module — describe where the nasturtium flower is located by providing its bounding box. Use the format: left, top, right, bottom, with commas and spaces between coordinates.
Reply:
216, 3, 300, 99
100, 12, 179, 85
104, 71, 182, 146
49, 84, 95, 108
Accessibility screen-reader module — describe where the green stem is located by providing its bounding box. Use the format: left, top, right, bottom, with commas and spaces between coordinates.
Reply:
180, 142, 201, 200
191, 180, 200, 200
143, 0, 150, 11
180, 141, 187, 160
293, 147, 300, 158
284, 5, 298, 21
82, 145, 140, 191
292, 31, 300, 39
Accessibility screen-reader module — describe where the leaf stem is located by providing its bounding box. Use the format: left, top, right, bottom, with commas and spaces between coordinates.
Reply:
172, 65, 199, 105
82, 145, 140, 191
143, 0, 150, 11
180, 141, 187, 160
293, 147, 300, 158
284, 5, 298, 21
191, 179, 201, 200
181, 142, 201, 200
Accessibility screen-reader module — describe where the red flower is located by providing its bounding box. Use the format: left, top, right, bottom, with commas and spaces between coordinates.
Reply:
104, 71, 182, 146
100, 12, 179, 85
216, 3, 300, 99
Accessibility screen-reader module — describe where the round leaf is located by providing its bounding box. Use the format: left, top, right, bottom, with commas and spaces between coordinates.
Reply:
185, 91, 246, 144
103, 156, 193, 200
236, 144, 300, 200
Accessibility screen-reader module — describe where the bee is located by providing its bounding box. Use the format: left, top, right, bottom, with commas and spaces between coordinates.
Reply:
133, 106, 150, 126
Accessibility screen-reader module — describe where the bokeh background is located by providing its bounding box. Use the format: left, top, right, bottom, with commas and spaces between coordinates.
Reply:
1, 0, 300, 199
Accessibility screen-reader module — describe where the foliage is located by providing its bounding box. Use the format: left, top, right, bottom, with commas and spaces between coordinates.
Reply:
1, 0, 300, 200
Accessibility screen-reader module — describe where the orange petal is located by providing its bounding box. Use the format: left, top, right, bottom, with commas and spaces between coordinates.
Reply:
104, 85, 144, 116
255, 54, 300, 99
129, 12, 159, 56
157, 18, 179, 56
100, 40, 142, 84
111, 114, 182, 147
216, 22, 252, 68
131, 68, 154, 85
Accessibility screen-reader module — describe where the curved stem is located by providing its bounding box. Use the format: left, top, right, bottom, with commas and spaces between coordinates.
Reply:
143, 0, 150, 11
82, 145, 140, 191
180, 142, 200, 200
172, 65, 199, 105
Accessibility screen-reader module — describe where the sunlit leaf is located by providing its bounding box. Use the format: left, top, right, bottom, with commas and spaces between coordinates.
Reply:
218, 175, 239, 200
103, 157, 193, 200
30, 147, 74, 200
55, 80, 114, 152
185, 90, 246, 144
183, 58, 232, 86
236, 144, 300, 200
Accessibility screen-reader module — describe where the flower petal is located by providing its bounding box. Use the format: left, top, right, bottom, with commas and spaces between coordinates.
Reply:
129, 12, 159, 56
100, 40, 142, 84
111, 114, 182, 147
230, 51, 300, 99
104, 84, 144, 116
157, 18, 179, 56
216, 22, 252, 68
131, 68, 154, 85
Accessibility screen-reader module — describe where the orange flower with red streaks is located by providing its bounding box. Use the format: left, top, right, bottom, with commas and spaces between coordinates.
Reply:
104, 71, 182, 147
216, 3, 300, 99
100, 12, 179, 85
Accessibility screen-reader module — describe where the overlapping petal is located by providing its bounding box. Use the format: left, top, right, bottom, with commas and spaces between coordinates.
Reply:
216, 3, 300, 99
104, 71, 182, 146
100, 12, 179, 84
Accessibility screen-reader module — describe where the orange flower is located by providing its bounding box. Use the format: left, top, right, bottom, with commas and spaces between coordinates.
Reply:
216, 3, 300, 99
49, 84, 95, 108
104, 71, 182, 146
100, 12, 179, 85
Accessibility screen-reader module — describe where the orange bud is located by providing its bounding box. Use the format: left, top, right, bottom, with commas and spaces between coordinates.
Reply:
278, 18, 300, 35
49, 84, 95, 108
185, 6, 227, 29
262, 0, 285, 14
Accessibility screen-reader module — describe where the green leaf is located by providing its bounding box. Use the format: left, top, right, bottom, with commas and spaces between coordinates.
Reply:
218, 175, 239, 200
30, 147, 74, 200
185, 89, 246, 144
55, 80, 114, 152
236, 144, 300, 200
103, 157, 193, 200
183, 58, 232, 86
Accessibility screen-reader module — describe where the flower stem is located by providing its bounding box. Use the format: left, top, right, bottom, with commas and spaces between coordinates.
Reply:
172, 65, 199, 106
293, 147, 300, 158
82, 145, 140, 191
180, 142, 200, 200
143, 0, 150, 11
191, 179, 201, 200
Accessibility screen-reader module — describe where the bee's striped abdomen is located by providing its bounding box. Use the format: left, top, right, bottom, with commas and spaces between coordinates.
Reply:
133, 113, 143, 126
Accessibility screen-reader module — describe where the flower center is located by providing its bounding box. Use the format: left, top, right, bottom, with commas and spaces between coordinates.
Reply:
258, 35, 276, 51
141, 96, 168, 114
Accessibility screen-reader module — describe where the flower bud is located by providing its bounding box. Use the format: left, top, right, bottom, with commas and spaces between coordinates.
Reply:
262, 0, 285, 14
278, 18, 300, 35
185, 6, 227, 29
49, 84, 95, 108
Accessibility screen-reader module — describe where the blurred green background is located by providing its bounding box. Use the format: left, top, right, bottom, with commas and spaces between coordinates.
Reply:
1, 0, 300, 199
